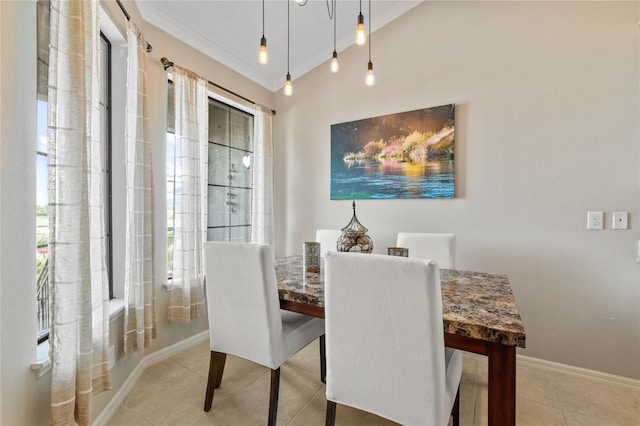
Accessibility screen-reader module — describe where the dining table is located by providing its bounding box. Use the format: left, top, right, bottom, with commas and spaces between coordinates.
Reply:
275, 255, 526, 426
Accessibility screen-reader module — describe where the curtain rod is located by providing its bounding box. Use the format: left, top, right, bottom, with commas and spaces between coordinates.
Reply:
161, 57, 276, 116
115, 0, 153, 53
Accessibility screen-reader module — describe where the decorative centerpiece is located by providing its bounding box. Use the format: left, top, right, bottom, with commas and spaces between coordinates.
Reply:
337, 201, 373, 253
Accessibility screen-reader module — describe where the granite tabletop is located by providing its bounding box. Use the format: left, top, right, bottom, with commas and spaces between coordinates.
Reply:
275, 255, 526, 348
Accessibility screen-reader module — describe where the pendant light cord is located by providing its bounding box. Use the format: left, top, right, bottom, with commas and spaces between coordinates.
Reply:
287, 0, 290, 73
262, 0, 265, 37
326, 0, 335, 20
368, 0, 371, 60
335, 0, 337, 50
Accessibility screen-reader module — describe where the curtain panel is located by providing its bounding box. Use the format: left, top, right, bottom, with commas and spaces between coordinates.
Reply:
251, 106, 275, 251
124, 21, 156, 354
48, 1, 111, 424
167, 66, 208, 323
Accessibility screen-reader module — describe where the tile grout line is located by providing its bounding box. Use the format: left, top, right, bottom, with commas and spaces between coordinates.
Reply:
285, 385, 326, 425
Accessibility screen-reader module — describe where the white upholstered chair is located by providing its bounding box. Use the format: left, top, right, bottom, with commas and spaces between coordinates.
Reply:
396, 232, 455, 269
324, 252, 461, 426
203, 241, 325, 426
315, 229, 342, 257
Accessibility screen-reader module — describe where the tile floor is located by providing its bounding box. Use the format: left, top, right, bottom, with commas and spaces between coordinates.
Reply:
108, 339, 640, 426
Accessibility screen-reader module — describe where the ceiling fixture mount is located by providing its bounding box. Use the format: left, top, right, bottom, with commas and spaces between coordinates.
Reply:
355, 0, 367, 46
258, 0, 268, 64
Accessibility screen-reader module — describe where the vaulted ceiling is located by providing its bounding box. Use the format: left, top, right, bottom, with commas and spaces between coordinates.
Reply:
136, 0, 422, 92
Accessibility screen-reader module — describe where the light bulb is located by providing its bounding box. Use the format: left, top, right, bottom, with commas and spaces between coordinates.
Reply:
355, 13, 366, 46
331, 51, 339, 73
284, 73, 293, 96
366, 61, 374, 86
258, 36, 268, 64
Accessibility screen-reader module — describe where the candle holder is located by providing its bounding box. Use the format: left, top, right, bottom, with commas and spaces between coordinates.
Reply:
303, 242, 321, 273
388, 247, 409, 257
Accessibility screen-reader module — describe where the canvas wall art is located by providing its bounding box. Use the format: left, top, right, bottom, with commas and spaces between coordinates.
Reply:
330, 104, 455, 200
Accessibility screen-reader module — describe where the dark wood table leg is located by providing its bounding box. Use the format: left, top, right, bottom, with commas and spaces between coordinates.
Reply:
487, 342, 516, 425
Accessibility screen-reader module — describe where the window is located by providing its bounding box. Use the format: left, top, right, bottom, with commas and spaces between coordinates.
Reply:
166, 86, 254, 278
206, 99, 254, 242
36, 1, 114, 342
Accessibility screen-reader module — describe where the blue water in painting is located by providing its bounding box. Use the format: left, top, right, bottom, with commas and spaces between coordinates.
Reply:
331, 159, 454, 200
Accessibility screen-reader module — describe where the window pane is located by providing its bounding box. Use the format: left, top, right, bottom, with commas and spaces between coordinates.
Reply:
230, 188, 251, 226
167, 133, 176, 180
208, 186, 230, 227
208, 143, 229, 186
208, 103, 228, 145
230, 226, 251, 242
229, 109, 252, 151
36, 0, 50, 342
167, 81, 175, 133
229, 149, 252, 189
207, 228, 228, 241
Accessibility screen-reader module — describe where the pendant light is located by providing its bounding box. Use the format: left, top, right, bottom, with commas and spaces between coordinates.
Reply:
284, 0, 293, 96
258, 0, 268, 64
355, 0, 366, 46
330, 0, 338, 73
365, 0, 374, 86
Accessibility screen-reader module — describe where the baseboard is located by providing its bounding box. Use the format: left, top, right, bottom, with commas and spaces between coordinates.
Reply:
93, 330, 209, 425
517, 354, 640, 389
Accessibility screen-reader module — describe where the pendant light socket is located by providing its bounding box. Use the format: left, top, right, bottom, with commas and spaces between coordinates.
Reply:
258, 36, 268, 64
366, 60, 374, 86
355, 12, 366, 46
284, 72, 293, 96
331, 50, 339, 73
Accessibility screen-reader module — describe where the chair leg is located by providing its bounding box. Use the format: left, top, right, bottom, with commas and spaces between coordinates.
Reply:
213, 351, 227, 389
204, 351, 227, 412
319, 334, 326, 384
268, 368, 281, 426
325, 400, 337, 426
452, 385, 460, 426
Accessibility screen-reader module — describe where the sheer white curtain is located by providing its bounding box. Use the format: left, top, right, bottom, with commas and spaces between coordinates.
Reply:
251, 106, 274, 250
167, 66, 208, 323
48, 1, 111, 424
124, 21, 156, 354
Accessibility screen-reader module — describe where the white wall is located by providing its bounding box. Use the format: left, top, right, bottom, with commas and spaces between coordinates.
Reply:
273, 1, 640, 379
0, 2, 51, 424
0, 1, 274, 424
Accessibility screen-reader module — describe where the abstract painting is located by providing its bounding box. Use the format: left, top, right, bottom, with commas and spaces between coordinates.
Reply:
330, 104, 455, 200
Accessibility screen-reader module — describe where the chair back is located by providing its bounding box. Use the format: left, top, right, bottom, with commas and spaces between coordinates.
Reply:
324, 252, 449, 425
396, 232, 455, 269
203, 241, 284, 369
315, 229, 342, 257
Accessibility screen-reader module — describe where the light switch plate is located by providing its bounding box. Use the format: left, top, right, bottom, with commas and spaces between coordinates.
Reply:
587, 211, 604, 230
612, 212, 628, 230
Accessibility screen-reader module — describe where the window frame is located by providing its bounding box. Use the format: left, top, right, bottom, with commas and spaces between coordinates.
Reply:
206, 98, 254, 242
100, 32, 114, 300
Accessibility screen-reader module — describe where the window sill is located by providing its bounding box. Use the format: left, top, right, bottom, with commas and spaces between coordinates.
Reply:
32, 298, 125, 379
32, 340, 51, 378
109, 297, 125, 320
